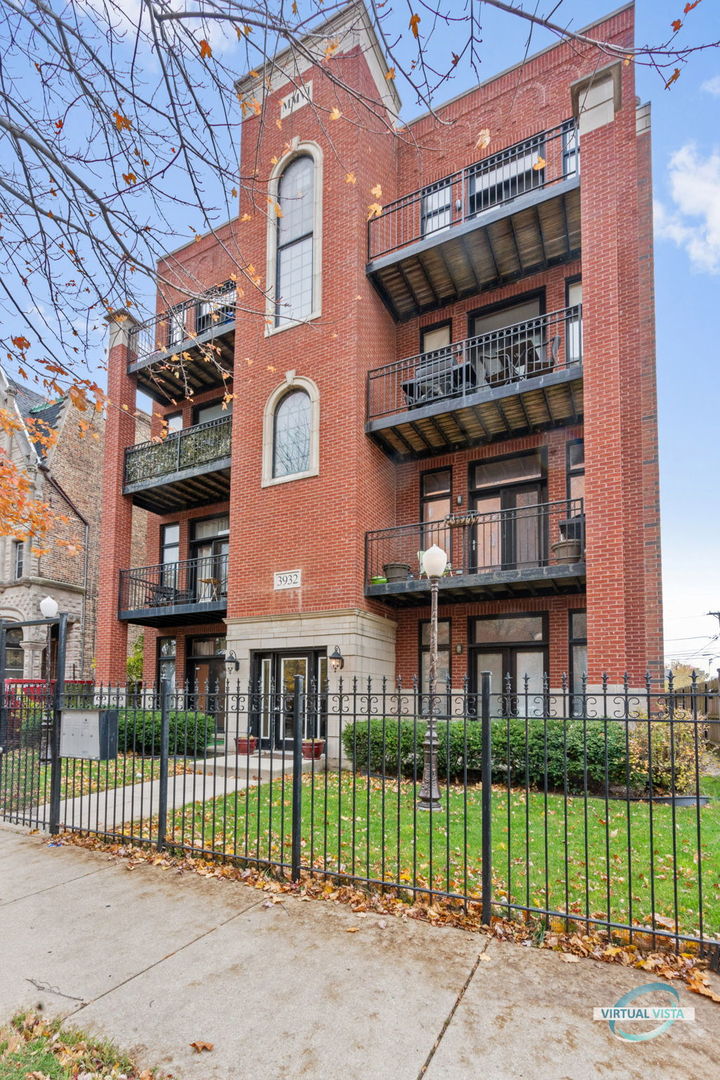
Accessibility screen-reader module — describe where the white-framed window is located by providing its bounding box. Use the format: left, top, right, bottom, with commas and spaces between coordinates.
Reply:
266, 141, 323, 334
262, 373, 320, 487
13, 541, 24, 581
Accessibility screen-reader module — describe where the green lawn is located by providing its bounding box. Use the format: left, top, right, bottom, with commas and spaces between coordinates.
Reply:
167, 771, 720, 941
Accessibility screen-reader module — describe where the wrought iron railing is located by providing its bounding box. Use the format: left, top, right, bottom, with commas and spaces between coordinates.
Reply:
367, 305, 582, 421
129, 281, 236, 365
368, 120, 579, 261
365, 499, 584, 585
124, 416, 232, 487
119, 554, 229, 613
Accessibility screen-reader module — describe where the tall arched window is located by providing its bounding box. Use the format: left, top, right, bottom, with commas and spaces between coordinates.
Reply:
275, 155, 315, 326
273, 389, 311, 478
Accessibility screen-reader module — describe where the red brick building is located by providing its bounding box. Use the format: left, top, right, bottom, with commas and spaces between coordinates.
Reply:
96, 2, 662, 721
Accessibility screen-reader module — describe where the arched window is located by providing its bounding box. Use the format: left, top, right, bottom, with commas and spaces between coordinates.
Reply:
275, 155, 315, 326
273, 389, 311, 478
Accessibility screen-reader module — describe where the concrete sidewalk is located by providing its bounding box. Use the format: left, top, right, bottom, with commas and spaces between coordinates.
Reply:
0, 824, 718, 1080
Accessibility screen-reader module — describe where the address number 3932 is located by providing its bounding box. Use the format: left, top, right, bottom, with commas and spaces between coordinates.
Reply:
273, 570, 302, 590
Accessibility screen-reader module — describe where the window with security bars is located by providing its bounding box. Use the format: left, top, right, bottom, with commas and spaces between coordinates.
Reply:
275, 156, 315, 325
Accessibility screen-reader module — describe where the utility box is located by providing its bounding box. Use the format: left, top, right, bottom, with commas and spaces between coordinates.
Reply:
59, 709, 118, 761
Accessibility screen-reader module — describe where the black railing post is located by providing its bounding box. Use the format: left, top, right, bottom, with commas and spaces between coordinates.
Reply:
157, 678, 170, 850
49, 612, 68, 835
291, 674, 305, 882
480, 670, 493, 925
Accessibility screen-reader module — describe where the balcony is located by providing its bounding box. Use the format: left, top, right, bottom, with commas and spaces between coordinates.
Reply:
123, 416, 232, 513
119, 555, 228, 626
365, 499, 585, 606
367, 121, 580, 321
366, 306, 582, 460
128, 282, 236, 403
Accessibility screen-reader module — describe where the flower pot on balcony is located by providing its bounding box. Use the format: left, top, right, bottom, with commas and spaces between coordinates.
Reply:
301, 738, 325, 760
382, 562, 411, 583
235, 735, 258, 755
551, 539, 582, 565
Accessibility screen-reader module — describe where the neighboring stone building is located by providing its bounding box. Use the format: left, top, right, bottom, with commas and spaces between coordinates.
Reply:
0, 366, 148, 680
96, 3, 662, 721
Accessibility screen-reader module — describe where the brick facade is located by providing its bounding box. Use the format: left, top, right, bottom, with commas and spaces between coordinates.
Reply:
95, 3, 662, 698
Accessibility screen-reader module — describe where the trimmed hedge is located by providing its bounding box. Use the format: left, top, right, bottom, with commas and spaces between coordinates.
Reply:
116, 707, 216, 757
341, 716, 632, 793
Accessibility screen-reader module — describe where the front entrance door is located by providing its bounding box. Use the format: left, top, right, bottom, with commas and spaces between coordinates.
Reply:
186, 635, 227, 731
253, 650, 327, 748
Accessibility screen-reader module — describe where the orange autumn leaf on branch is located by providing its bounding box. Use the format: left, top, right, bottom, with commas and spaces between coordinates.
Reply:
409, 13, 421, 38
665, 68, 681, 89
199, 39, 212, 59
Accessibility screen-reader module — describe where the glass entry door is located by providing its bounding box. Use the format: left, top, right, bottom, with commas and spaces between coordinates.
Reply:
253, 650, 327, 748
474, 649, 546, 716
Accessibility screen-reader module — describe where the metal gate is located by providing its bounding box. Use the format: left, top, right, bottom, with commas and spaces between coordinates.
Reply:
0, 614, 68, 832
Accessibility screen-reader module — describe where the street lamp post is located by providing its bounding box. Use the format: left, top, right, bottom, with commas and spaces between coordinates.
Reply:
418, 543, 447, 812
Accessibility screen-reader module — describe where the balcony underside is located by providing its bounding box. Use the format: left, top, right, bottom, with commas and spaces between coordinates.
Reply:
123, 460, 231, 514
367, 564, 586, 608
129, 323, 235, 404
367, 180, 580, 322
367, 367, 583, 461
118, 599, 227, 627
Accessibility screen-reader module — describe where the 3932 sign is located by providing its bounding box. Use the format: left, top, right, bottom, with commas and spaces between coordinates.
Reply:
273, 569, 302, 590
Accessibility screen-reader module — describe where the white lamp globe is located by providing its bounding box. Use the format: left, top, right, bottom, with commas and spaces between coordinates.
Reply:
39, 596, 59, 619
422, 544, 448, 579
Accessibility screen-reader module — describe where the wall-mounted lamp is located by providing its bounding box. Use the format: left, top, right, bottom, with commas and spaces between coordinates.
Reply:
329, 645, 345, 673
455, 643, 463, 655
224, 650, 240, 672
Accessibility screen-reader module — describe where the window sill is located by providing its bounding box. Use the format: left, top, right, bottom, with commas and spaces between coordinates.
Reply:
264, 310, 322, 338
261, 467, 319, 488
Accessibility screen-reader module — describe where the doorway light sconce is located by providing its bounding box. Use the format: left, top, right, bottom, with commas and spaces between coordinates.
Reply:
455, 644, 463, 655
329, 645, 345, 673
224, 650, 240, 672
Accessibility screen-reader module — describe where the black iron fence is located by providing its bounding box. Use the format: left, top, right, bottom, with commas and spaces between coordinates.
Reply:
368, 120, 578, 261
124, 416, 232, 487
129, 281, 236, 365
366, 498, 585, 585
119, 554, 229, 615
1, 673, 718, 956
367, 305, 582, 421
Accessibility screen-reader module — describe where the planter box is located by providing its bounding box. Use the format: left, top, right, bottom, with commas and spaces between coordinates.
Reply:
551, 539, 582, 565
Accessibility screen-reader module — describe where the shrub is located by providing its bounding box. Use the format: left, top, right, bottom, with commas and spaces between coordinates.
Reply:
116, 707, 216, 757
341, 715, 631, 793
628, 707, 706, 795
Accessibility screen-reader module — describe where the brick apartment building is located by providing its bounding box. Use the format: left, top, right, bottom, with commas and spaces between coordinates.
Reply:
96, 2, 662, 727
0, 366, 105, 680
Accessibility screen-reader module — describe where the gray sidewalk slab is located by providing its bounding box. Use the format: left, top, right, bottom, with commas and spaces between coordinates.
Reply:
0, 824, 719, 1080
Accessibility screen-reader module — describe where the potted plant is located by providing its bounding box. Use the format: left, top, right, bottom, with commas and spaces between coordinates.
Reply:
551, 538, 582, 565
301, 737, 325, 760
382, 562, 411, 583
235, 733, 258, 754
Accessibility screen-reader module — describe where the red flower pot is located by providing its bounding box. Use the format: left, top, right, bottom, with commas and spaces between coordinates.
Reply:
235, 736, 258, 754
301, 740, 325, 760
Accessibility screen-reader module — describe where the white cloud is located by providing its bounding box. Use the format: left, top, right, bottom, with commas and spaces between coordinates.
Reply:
701, 75, 720, 96
654, 144, 720, 274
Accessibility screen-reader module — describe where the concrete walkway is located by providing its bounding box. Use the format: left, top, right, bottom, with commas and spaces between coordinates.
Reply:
0, 823, 718, 1080
34, 752, 302, 833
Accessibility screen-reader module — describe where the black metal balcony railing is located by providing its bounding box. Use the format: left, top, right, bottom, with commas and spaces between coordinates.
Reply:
129, 281, 236, 366
124, 416, 232, 487
366, 499, 584, 586
367, 305, 582, 421
119, 554, 229, 614
368, 120, 578, 262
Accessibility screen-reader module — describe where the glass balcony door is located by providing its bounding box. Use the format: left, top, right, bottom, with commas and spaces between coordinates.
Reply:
471, 484, 544, 572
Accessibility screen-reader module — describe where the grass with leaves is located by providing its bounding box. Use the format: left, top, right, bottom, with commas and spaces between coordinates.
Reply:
166, 770, 720, 941
0, 1013, 167, 1079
